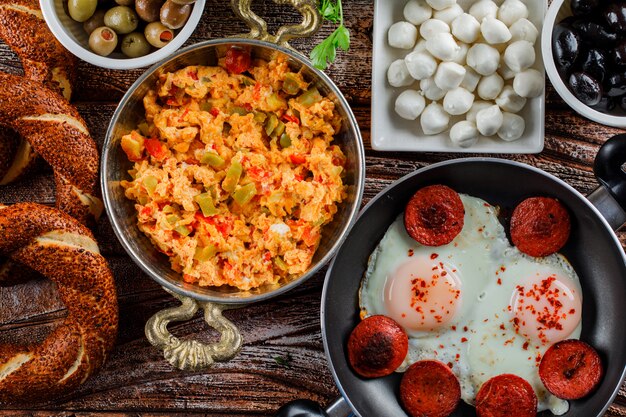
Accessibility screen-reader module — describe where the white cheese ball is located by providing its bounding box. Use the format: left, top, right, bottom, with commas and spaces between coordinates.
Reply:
388, 59, 415, 87
477, 73, 504, 100
404, 0, 433, 25
413, 39, 428, 53
467, 44, 500, 75
443, 87, 475, 115
420, 77, 446, 100
405, 51, 438, 80
434, 4, 464, 24
434, 61, 466, 90
498, 0, 529, 26
469, 0, 498, 22
388, 21, 418, 49
451, 13, 481, 43
425, 0, 457, 11
497, 112, 525, 141
476, 104, 504, 136
426, 32, 460, 61
421, 102, 450, 134
504, 40, 535, 72
461, 67, 481, 92
481, 17, 512, 44
513, 68, 544, 98
395, 90, 427, 120
510, 18, 539, 44
466, 100, 492, 122
496, 85, 527, 112
450, 120, 479, 147
420, 19, 451, 40
498, 61, 517, 80
451, 42, 469, 65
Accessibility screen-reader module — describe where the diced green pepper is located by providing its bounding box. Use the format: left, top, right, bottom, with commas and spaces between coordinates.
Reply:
137, 121, 151, 137
162, 205, 175, 213
142, 176, 158, 196
254, 111, 267, 124
241, 75, 256, 86
222, 160, 243, 193
282, 73, 301, 95
312, 217, 325, 227
200, 76, 212, 83
274, 256, 288, 271
266, 93, 286, 112
201, 152, 225, 168
265, 114, 278, 136
279, 133, 291, 148
166, 214, 180, 224
273, 120, 285, 137
137, 196, 148, 205
232, 183, 257, 205
174, 225, 191, 236
200, 101, 214, 112
297, 87, 322, 107
194, 193, 218, 217
230, 106, 248, 116
269, 191, 283, 203
194, 244, 218, 261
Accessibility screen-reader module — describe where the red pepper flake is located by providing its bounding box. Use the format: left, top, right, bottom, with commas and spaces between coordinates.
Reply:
430, 253, 439, 260
451, 325, 457, 331
497, 278, 502, 285
447, 362, 454, 369
401, 313, 406, 318
461, 337, 468, 343
499, 324, 505, 330
500, 266, 506, 272
523, 341, 530, 350
408, 249, 414, 257
463, 326, 468, 332
281, 114, 300, 125
209, 107, 220, 117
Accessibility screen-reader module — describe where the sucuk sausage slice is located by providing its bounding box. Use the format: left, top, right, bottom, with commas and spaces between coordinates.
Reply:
510, 197, 571, 257
404, 185, 465, 247
539, 339, 603, 400
347, 315, 408, 378
475, 374, 537, 417
399, 360, 461, 417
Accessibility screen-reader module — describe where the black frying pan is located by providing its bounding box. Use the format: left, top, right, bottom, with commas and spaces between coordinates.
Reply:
277, 135, 626, 417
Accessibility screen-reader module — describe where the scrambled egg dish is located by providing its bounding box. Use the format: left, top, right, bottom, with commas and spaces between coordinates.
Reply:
120, 49, 347, 290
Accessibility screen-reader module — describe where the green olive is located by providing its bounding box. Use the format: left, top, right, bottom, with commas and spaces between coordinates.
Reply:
121, 32, 151, 57
83, 9, 106, 34
89, 26, 118, 56
104, 6, 139, 34
115, 0, 134, 5
159, 0, 191, 29
136, 0, 164, 22
170, 0, 195, 4
68, 0, 98, 22
144, 21, 174, 48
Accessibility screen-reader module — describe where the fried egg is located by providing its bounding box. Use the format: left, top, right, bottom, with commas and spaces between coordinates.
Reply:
359, 194, 582, 415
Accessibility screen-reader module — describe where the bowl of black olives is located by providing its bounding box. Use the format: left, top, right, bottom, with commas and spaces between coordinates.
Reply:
40, 0, 205, 70
542, 0, 626, 127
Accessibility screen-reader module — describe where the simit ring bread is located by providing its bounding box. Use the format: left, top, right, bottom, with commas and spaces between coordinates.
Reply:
0, 0, 76, 184
0, 72, 103, 226
0, 203, 118, 403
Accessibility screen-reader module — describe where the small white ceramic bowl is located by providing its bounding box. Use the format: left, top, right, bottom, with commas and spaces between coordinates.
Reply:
40, 0, 205, 70
542, 0, 626, 128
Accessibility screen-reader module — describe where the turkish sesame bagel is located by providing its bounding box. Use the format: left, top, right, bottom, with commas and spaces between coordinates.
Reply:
0, 203, 118, 403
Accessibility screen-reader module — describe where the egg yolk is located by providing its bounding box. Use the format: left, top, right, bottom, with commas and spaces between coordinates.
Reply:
384, 255, 462, 332
509, 272, 582, 346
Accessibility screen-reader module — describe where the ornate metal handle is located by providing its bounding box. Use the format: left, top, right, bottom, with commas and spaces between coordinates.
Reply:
145, 288, 243, 371
231, 0, 321, 48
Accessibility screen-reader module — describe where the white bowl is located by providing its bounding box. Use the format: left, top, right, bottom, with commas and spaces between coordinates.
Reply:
40, 0, 205, 70
542, 0, 626, 128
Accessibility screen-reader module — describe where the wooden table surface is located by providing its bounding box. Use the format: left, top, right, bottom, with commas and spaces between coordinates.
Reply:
1, 1, 626, 416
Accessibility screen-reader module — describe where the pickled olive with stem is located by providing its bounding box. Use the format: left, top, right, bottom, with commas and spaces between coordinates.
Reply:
83, 9, 106, 34
136, 0, 164, 22
160, 0, 191, 29
121, 32, 151, 57
104, 6, 139, 34
68, 0, 97, 22
89, 26, 118, 56
145, 21, 174, 48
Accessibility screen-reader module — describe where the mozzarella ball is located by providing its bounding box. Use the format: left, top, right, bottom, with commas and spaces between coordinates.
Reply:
509, 18, 539, 44
466, 100, 492, 122
413, 39, 428, 53
434, 4, 464, 24
388, 21, 418, 49
476, 104, 504, 136
497, 112, 525, 141
496, 85, 527, 112
420, 77, 446, 100
513, 68, 544, 98
451, 13, 481, 43
420, 102, 450, 134
434, 61, 466, 90
477, 73, 504, 100
388, 59, 415, 87
405, 51, 438, 80
451, 42, 469, 64
420, 18, 450, 40
481, 17, 512, 44
450, 120, 479, 147
461, 67, 481, 92
467, 44, 500, 75
443, 87, 475, 115
498, 61, 517, 80
426, 32, 460, 61
404, 0, 433, 25
497, 0, 529, 26
395, 90, 427, 120
469, 0, 498, 21
504, 40, 535, 72
425, 0, 457, 11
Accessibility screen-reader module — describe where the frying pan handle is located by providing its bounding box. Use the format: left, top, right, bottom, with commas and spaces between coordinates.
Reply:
275, 397, 354, 417
590, 134, 626, 231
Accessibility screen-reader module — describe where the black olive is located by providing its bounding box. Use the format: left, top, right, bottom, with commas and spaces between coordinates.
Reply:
605, 72, 626, 97
579, 49, 607, 82
553, 24, 582, 76
571, 0, 601, 16
569, 72, 603, 106
572, 20, 618, 44
604, 2, 626, 33
620, 95, 626, 111
592, 95, 617, 112
612, 39, 626, 67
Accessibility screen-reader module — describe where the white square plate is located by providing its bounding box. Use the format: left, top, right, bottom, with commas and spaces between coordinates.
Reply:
371, 0, 546, 153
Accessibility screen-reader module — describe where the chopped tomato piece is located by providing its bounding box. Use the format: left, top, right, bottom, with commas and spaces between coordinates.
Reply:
224, 46, 251, 74
302, 226, 320, 247
144, 138, 167, 161
195, 213, 233, 237
140, 207, 152, 216
253, 82, 262, 101
247, 166, 270, 181
188, 70, 198, 81
290, 154, 306, 164
183, 274, 196, 283
209, 107, 220, 117
281, 114, 300, 125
